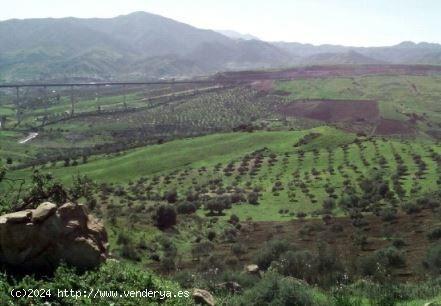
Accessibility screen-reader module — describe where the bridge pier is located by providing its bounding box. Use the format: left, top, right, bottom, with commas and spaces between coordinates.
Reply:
15, 86, 21, 125
123, 84, 127, 109
70, 85, 75, 116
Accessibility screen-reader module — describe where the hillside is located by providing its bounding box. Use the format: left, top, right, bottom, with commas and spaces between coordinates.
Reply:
2, 12, 441, 82
0, 12, 292, 81
301, 51, 386, 65
276, 41, 441, 65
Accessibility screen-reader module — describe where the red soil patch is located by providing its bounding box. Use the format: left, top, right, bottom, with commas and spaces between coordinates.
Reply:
375, 118, 414, 135
216, 65, 441, 83
277, 99, 379, 123
209, 209, 439, 281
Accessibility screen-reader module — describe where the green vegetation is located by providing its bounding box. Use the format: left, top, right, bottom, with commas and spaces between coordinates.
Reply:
2, 71, 441, 305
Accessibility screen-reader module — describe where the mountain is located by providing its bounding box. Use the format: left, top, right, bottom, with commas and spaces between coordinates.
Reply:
216, 30, 260, 41
0, 12, 292, 82
274, 41, 441, 65
301, 51, 386, 65
1, 11, 441, 82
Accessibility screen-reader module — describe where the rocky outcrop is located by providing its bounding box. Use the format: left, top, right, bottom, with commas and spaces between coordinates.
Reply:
245, 264, 259, 274
192, 288, 215, 306
0, 202, 108, 271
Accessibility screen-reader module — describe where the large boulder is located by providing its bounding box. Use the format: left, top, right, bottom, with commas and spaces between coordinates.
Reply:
192, 288, 215, 306
0, 202, 108, 271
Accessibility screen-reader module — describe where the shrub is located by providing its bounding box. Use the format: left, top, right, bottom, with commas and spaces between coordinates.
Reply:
153, 204, 177, 229
402, 202, 421, 214
229, 214, 240, 224
427, 228, 441, 242
272, 250, 314, 280
164, 189, 178, 203
423, 243, 441, 275
255, 239, 293, 270
176, 201, 197, 214
247, 192, 259, 205
231, 243, 246, 259
0, 261, 191, 305
234, 272, 317, 306
377, 246, 406, 268
380, 207, 397, 222
207, 230, 216, 241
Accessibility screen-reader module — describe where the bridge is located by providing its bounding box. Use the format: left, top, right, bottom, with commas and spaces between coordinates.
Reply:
0, 79, 221, 127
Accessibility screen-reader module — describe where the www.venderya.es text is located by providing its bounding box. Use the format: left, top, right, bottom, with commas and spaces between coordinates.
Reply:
10, 288, 190, 300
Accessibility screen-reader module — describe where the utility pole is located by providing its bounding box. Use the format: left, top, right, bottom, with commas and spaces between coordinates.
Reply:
43, 86, 48, 126
123, 84, 127, 110
15, 86, 20, 124
70, 85, 75, 116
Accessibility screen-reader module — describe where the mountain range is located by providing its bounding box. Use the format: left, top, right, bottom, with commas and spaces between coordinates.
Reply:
0, 11, 441, 82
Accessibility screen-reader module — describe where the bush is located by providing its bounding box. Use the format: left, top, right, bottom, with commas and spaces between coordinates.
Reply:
0, 261, 191, 305
233, 272, 317, 306
153, 204, 177, 229
272, 250, 314, 280
247, 192, 259, 205
423, 243, 441, 275
164, 189, 178, 203
377, 246, 406, 268
380, 207, 397, 222
176, 201, 197, 214
402, 202, 421, 214
255, 239, 294, 270
427, 228, 441, 241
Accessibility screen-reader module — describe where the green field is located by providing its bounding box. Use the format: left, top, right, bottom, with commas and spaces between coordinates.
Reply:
275, 75, 441, 129
9, 126, 440, 221
2, 72, 441, 305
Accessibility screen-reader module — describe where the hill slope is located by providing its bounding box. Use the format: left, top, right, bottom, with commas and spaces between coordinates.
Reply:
0, 12, 292, 81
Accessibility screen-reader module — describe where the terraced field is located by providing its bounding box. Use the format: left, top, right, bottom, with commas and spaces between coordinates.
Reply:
10, 127, 438, 222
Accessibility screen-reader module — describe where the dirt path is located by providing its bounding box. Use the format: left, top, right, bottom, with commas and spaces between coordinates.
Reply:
19, 132, 38, 144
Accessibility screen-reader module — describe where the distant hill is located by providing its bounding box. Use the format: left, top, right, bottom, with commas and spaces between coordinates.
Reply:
275, 41, 441, 65
301, 51, 386, 65
216, 30, 260, 41
0, 12, 292, 81
1, 11, 441, 82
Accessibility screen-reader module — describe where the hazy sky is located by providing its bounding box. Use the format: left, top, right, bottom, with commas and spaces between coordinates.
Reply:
1, 0, 440, 46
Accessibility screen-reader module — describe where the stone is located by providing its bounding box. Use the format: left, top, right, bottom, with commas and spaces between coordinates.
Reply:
0, 202, 108, 271
245, 264, 259, 274
0, 210, 32, 224
192, 288, 215, 306
32, 202, 57, 223
216, 281, 242, 293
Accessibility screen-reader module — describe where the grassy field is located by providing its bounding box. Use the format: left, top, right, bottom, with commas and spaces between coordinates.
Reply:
2, 72, 441, 305
275, 75, 441, 130
8, 126, 440, 222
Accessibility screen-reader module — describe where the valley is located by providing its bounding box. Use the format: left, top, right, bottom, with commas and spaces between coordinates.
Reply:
1, 64, 441, 305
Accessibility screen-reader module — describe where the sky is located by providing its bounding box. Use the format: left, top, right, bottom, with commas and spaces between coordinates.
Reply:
1, 0, 440, 46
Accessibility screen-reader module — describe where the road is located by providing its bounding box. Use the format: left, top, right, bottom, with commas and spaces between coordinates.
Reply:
18, 132, 38, 144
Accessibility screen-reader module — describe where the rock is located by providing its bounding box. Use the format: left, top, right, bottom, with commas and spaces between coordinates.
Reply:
424, 302, 441, 306
245, 264, 259, 274
192, 288, 215, 306
216, 281, 242, 293
32, 202, 57, 223
0, 202, 108, 271
0, 210, 32, 224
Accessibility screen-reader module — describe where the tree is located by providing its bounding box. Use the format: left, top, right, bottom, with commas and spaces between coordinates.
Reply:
248, 192, 259, 205
231, 243, 246, 259
205, 198, 228, 215
322, 198, 335, 211
164, 189, 178, 203
191, 241, 214, 261
176, 201, 197, 214
153, 204, 177, 230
